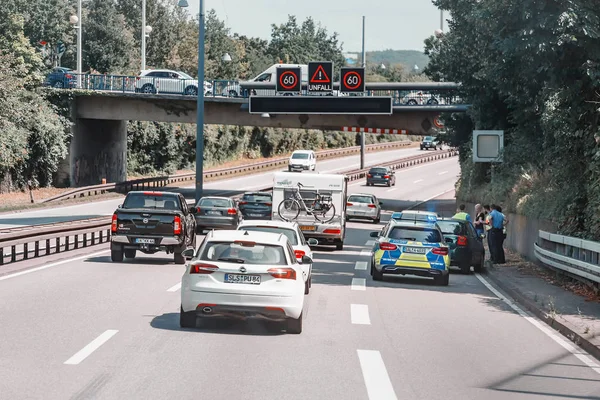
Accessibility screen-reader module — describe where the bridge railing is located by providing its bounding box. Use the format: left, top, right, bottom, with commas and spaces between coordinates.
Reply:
534, 230, 600, 287
45, 73, 464, 106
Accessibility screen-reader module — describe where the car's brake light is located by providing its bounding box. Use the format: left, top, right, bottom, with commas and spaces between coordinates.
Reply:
190, 263, 219, 274
346, 202, 353, 206
174, 216, 182, 234
227, 208, 237, 215
457, 236, 468, 246
384, 175, 390, 179
294, 249, 305, 258
111, 213, 117, 233
380, 242, 397, 250
367, 174, 372, 178
324, 229, 341, 234
432, 247, 449, 255
268, 267, 296, 280
368, 204, 376, 208
239, 201, 248, 205
264, 202, 272, 206
143, 191, 162, 196
65, 74, 73, 78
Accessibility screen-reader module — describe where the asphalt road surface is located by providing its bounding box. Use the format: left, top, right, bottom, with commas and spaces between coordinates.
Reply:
2, 161, 599, 400
0, 146, 428, 229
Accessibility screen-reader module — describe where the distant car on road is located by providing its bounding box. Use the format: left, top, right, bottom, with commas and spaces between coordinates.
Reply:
179, 230, 309, 333
194, 196, 241, 233
346, 193, 382, 223
236, 219, 318, 294
437, 218, 485, 273
366, 166, 396, 187
420, 136, 441, 150
369, 217, 450, 285
288, 150, 316, 172
238, 192, 272, 220
110, 191, 197, 264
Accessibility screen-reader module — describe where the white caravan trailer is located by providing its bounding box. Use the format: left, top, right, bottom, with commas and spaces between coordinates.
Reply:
272, 172, 348, 250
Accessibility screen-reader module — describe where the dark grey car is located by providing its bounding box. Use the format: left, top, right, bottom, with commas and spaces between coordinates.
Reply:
366, 166, 396, 187
239, 192, 272, 220
420, 136, 441, 150
194, 196, 241, 233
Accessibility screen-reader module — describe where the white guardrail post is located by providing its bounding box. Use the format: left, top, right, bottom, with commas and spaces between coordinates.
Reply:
534, 230, 600, 285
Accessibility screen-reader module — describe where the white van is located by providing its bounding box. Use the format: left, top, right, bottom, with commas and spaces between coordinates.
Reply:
272, 172, 348, 250
221, 64, 308, 97
288, 150, 316, 172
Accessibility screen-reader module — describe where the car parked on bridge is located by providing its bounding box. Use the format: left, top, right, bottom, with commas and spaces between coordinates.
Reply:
179, 230, 308, 333
236, 219, 319, 294
134, 69, 212, 96
346, 193, 382, 223
194, 196, 242, 233
420, 136, 441, 150
110, 191, 197, 264
400, 91, 441, 105
238, 191, 273, 220
366, 166, 396, 187
437, 218, 485, 273
45, 67, 77, 88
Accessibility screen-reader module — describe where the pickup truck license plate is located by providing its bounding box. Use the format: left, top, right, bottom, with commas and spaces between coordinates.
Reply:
224, 274, 261, 284
404, 247, 426, 254
135, 238, 155, 244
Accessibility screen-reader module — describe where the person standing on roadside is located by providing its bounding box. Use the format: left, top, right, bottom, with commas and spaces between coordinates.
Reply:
488, 204, 505, 263
497, 205, 509, 250
474, 204, 485, 237
452, 204, 472, 222
483, 205, 493, 259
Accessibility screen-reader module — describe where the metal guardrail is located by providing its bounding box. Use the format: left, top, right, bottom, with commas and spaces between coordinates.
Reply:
45, 73, 464, 106
0, 150, 458, 266
534, 231, 600, 286
40, 141, 414, 203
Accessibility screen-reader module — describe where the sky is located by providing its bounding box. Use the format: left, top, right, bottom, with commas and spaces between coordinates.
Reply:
186, 0, 444, 52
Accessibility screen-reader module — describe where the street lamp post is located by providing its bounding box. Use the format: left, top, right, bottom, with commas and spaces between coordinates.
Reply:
178, 0, 205, 204
360, 16, 366, 169
69, 0, 82, 87
141, 0, 152, 70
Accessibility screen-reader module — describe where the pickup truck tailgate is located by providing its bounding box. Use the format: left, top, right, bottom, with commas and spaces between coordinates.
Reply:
116, 210, 179, 236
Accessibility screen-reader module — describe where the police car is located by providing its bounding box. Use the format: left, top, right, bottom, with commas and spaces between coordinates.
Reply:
368, 213, 450, 285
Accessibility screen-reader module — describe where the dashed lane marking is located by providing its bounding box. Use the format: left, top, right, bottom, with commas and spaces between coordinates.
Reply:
351, 304, 371, 325
355, 261, 368, 270
167, 282, 181, 292
365, 240, 375, 246
357, 349, 398, 400
360, 250, 372, 257
64, 330, 118, 365
351, 278, 366, 291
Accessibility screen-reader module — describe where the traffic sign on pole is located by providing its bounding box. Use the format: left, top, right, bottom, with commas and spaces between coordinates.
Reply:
308, 61, 333, 93
276, 67, 302, 94
340, 67, 365, 93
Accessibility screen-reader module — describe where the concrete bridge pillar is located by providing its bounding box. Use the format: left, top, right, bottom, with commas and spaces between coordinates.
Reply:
70, 118, 128, 187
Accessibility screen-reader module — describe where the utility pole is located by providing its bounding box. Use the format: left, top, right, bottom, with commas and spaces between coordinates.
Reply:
360, 16, 366, 169
141, 0, 146, 70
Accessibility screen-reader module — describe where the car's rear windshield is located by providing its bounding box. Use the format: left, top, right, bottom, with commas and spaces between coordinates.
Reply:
242, 193, 272, 203
424, 136, 433, 140
238, 226, 298, 245
122, 193, 180, 210
291, 153, 309, 159
198, 198, 231, 208
348, 195, 374, 204
388, 227, 442, 243
436, 220, 466, 235
199, 241, 287, 265
369, 168, 387, 174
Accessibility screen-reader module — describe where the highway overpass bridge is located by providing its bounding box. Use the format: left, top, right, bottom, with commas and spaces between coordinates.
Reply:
54, 75, 470, 186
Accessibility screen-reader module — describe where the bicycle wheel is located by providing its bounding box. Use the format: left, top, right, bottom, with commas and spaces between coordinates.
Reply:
278, 198, 301, 221
314, 203, 336, 223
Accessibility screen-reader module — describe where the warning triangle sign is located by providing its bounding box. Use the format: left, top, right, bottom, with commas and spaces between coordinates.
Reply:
310, 65, 331, 83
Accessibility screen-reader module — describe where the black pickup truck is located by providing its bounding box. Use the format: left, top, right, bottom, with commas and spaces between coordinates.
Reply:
110, 191, 197, 264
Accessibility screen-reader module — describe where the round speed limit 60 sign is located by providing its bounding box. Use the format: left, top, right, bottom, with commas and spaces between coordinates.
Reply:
340, 67, 365, 92
276, 67, 301, 93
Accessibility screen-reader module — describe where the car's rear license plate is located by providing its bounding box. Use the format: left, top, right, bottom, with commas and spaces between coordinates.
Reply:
404, 247, 426, 254
207, 211, 221, 215
135, 238, 154, 244
299, 225, 316, 231
224, 274, 261, 284
248, 213, 262, 217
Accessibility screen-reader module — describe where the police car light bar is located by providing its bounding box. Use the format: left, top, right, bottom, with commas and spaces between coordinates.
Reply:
391, 212, 438, 223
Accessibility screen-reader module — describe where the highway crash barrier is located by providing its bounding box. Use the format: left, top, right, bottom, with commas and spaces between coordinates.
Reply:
534, 230, 600, 290
0, 150, 458, 267
41, 140, 416, 204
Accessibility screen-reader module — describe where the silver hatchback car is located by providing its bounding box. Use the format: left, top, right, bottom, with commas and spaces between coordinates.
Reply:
346, 193, 382, 223
194, 196, 242, 233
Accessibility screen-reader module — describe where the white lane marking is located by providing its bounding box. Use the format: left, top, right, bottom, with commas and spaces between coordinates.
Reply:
0, 250, 111, 282
407, 188, 455, 210
351, 304, 371, 325
357, 350, 398, 400
475, 274, 600, 375
438, 170, 448, 175
360, 250, 372, 257
386, 187, 398, 192
64, 330, 119, 365
365, 240, 375, 246
355, 261, 368, 270
414, 179, 423, 183
167, 282, 182, 292
351, 278, 366, 291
